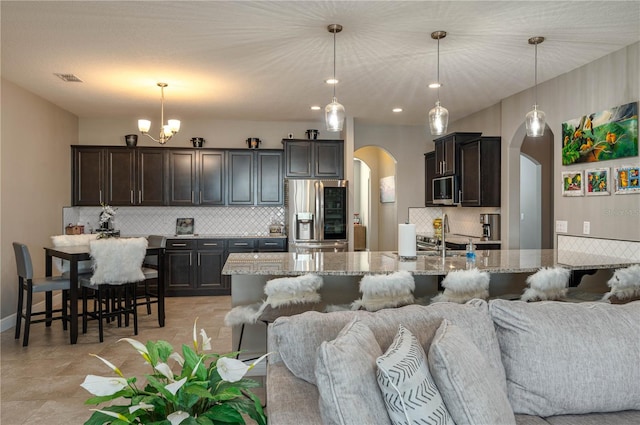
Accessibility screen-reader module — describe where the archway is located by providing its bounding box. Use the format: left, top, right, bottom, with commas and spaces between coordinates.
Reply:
353, 146, 397, 251
520, 153, 542, 249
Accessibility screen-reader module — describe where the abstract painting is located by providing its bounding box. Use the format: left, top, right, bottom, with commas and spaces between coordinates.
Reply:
562, 171, 584, 197
614, 165, 640, 194
561, 102, 638, 165
380, 176, 396, 203
585, 168, 610, 196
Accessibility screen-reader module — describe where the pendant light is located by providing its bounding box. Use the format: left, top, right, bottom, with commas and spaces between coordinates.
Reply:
525, 36, 546, 137
138, 82, 181, 145
428, 30, 449, 136
325, 24, 345, 132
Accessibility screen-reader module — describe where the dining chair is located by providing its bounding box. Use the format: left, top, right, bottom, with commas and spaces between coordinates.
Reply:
137, 235, 166, 315
50, 234, 99, 277
81, 237, 147, 342
224, 274, 325, 359
12, 242, 71, 347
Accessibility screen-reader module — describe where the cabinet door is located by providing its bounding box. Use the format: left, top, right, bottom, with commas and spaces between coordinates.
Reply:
166, 250, 194, 294
197, 250, 227, 293
106, 148, 136, 206
227, 151, 254, 205
424, 151, 436, 206
168, 150, 197, 205
315, 141, 344, 179
443, 137, 457, 175
460, 140, 481, 206
199, 151, 225, 205
73, 147, 104, 206
256, 151, 283, 205
284, 141, 313, 178
137, 149, 166, 205
434, 140, 446, 177
257, 238, 286, 252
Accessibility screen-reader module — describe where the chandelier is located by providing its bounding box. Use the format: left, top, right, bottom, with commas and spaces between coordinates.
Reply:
138, 82, 180, 145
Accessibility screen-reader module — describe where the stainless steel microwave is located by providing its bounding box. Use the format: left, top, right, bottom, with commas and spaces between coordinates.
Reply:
432, 175, 459, 205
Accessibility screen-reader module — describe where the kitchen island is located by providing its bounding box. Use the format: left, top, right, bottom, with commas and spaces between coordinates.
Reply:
222, 249, 637, 364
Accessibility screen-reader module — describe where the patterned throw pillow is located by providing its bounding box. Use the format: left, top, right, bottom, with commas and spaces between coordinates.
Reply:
376, 324, 454, 425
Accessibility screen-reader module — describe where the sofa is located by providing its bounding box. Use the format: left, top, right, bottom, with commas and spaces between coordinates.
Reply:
266, 299, 640, 425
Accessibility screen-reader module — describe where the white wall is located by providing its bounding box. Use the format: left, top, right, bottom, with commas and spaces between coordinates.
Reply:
520, 155, 541, 249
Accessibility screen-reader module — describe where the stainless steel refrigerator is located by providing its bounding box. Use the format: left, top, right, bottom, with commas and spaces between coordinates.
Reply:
285, 179, 348, 253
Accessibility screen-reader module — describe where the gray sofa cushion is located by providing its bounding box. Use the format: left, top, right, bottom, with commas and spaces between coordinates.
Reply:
315, 318, 391, 425
267, 362, 322, 425
429, 320, 516, 425
270, 300, 506, 390
489, 300, 640, 416
544, 410, 640, 425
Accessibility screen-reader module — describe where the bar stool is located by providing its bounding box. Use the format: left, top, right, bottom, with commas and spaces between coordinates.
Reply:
431, 268, 490, 304
12, 242, 70, 347
602, 264, 640, 304
520, 267, 569, 302
351, 270, 416, 311
137, 235, 166, 315
81, 237, 147, 342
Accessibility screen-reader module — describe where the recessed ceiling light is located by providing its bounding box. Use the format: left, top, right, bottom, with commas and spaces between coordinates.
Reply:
428, 82, 442, 89
310, 105, 321, 110
325, 78, 339, 85
392, 108, 403, 113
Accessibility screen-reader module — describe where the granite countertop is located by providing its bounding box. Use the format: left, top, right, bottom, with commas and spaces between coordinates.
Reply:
222, 249, 637, 276
417, 233, 501, 245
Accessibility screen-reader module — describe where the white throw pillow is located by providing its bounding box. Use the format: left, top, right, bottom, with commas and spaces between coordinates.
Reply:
521, 266, 569, 301
89, 237, 147, 285
376, 324, 453, 425
428, 319, 516, 425
51, 234, 99, 274
315, 318, 392, 425
431, 268, 490, 303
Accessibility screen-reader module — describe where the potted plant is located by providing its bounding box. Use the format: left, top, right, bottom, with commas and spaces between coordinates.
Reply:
81, 319, 267, 425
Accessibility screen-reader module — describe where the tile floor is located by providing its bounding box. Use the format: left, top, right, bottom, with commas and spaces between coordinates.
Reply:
0, 296, 251, 424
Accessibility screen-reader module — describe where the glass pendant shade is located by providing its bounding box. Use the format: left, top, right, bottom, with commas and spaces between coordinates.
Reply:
138, 119, 151, 133
525, 104, 546, 137
325, 97, 345, 132
428, 101, 449, 136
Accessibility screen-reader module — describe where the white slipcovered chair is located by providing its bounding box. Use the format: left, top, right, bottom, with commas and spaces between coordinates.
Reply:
520, 267, 569, 302
224, 274, 324, 356
602, 264, 640, 303
350, 270, 416, 311
431, 268, 490, 304
81, 237, 147, 342
50, 234, 99, 277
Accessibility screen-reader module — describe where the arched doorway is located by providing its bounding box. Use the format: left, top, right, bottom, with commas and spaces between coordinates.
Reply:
520, 154, 542, 249
353, 146, 397, 251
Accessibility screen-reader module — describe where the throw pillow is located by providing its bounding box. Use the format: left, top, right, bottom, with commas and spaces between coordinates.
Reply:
521, 266, 569, 301
428, 319, 516, 425
431, 268, 490, 303
315, 318, 392, 425
376, 324, 453, 425
489, 299, 640, 416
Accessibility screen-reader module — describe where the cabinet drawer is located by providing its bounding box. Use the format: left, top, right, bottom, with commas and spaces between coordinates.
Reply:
166, 239, 196, 250
257, 238, 286, 251
197, 239, 225, 250
227, 239, 256, 250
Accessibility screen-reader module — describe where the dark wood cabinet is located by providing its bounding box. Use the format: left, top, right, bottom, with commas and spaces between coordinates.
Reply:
165, 239, 196, 294
424, 151, 436, 206
137, 148, 166, 206
460, 136, 501, 207
168, 150, 197, 205
283, 139, 344, 179
227, 151, 254, 205
73, 147, 105, 206
433, 132, 481, 177
257, 151, 284, 205
199, 151, 225, 205
105, 149, 136, 206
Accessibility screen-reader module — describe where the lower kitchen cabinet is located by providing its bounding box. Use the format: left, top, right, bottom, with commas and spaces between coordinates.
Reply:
165, 237, 287, 296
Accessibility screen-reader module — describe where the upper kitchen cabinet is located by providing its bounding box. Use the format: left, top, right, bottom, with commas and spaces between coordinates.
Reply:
283, 139, 344, 179
168, 149, 227, 206
168, 150, 197, 205
227, 149, 284, 206
424, 151, 436, 207
256, 150, 284, 205
459, 136, 501, 207
227, 150, 254, 205
199, 150, 225, 205
73, 146, 164, 206
433, 132, 481, 177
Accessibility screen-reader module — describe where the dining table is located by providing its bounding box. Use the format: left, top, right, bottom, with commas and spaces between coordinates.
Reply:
44, 241, 165, 344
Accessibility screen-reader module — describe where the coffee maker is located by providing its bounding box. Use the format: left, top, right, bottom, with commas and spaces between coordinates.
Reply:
479, 214, 500, 241
296, 212, 314, 240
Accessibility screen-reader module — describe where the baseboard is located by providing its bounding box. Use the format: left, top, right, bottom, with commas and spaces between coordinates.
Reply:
0, 293, 64, 333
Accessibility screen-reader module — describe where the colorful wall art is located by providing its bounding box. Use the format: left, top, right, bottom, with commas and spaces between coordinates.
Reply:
562, 171, 584, 197
561, 102, 638, 165
614, 165, 640, 194
585, 168, 610, 196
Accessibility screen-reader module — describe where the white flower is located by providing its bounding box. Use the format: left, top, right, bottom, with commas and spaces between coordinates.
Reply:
167, 411, 190, 425
119, 338, 151, 364
200, 328, 212, 351
169, 352, 184, 366
154, 362, 175, 381
90, 353, 124, 378
165, 376, 187, 396
216, 357, 249, 383
81, 375, 127, 396
129, 402, 154, 414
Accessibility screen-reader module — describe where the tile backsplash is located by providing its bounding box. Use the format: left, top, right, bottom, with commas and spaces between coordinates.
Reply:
409, 206, 500, 237
558, 235, 640, 261
63, 206, 285, 236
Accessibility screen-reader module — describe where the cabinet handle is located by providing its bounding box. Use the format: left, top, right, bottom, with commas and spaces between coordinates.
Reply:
130, 190, 134, 204
191, 191, 194, 203
199, 191, 202, 203
189, 253, 192, 266
202, 243, 218, 246
233, 242, 249, 246
172, 243, 187, 247
197, 252, 201, 266
459, 190, 462, 202
263, 242, 278, 246
99, 190, 103, 203
139, 190, 142, 203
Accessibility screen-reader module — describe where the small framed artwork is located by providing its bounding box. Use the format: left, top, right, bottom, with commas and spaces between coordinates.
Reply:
176, 218, 195, 235
614, 165, 640, 194
380, 176, 396, 203
562, 171, 584, 197
585, 168, 610, 196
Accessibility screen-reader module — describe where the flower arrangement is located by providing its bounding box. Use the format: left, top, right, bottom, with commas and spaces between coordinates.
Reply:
99, 203, 117, 227
81, 319, 268, 425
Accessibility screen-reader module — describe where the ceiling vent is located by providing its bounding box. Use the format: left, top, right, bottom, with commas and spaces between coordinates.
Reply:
54, 73, 83, 83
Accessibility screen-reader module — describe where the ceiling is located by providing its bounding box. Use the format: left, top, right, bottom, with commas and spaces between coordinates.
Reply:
2, 1, 639, 127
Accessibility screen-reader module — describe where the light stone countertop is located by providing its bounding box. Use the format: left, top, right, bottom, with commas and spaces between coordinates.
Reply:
222, 249, 638, 276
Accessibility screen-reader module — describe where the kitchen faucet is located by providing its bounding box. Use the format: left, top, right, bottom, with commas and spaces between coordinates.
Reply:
441, 212, 450, 260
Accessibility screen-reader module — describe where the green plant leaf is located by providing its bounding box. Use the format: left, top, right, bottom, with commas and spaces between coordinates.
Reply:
156, 340, 174, 362
145, 374, 175, 400
84, 389, 134, 405
202, 404, 245, 424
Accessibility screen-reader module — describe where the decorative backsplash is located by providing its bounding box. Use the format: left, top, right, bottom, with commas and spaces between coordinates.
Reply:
558, 235, 640, 261
409, 206, 500, 237
63, 206, 285, 236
